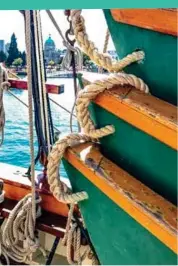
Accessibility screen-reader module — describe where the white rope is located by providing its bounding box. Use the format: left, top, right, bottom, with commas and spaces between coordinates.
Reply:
71, 9, 144, 73
0, 11, 46, 263
0, 64, 10, 146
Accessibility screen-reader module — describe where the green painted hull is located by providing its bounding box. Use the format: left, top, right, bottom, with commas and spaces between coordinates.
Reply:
63, 9, 177, 264
63, 160, 177, 265
103, 10, 177, 105
90, 103, 177, 205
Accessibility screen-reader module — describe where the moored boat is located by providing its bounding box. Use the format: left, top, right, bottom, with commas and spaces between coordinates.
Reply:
0, 8, 177, 265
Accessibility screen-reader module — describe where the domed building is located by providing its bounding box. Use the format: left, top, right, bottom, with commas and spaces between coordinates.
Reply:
44, 35, 60, 65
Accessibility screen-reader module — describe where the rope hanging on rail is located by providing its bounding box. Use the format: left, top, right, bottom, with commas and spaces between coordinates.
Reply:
47, 9, 151, 265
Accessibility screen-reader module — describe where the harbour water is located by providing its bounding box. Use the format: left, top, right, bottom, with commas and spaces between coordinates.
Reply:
0, 78, 77, 178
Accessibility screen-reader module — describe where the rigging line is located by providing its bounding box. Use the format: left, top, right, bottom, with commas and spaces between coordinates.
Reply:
25, 9, 36, 221
31, 11, 48, 154
7, 90, 60, 133
46, 10, 73, 49
33, 10, 46, 140
49, 97, 77, 117
39, 16, 55, 146
36, 10, 51, 152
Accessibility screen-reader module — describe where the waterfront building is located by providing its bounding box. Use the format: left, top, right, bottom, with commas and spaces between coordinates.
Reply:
44, 34, 61, 65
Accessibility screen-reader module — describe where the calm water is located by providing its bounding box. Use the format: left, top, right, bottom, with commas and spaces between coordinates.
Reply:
0, 78, 77, 178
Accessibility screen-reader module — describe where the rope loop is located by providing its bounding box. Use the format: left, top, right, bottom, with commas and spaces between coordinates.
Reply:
71, 9, 145, 73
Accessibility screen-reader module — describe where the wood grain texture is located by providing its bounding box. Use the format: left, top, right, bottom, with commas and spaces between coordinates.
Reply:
8, 78, 64, 94
64, 142, 178, 254
111, 9, 178, 36
82, 73, 177, 150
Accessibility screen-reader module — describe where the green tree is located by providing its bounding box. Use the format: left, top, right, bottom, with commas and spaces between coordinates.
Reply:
6, 33, 20, 66
58, 57, 63, 65
12, 57, 23, 68
48, 60, 55, 67
19, 51, 26, 66
0, 51, 7, 63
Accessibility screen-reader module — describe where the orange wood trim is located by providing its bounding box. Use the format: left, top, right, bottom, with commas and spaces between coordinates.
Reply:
94, 90, 177, 150
64, 143, 177, 254
110, 9, 178, 36
1, 180, 69, 217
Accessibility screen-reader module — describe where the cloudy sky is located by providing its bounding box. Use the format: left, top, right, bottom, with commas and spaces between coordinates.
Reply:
0, 10, 115, 52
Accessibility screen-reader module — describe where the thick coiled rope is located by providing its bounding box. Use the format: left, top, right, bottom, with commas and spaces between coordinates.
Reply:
0, 64, 10, 146
1, 195, 45, 264
47, 133, 92, 204
47, 73, 149, 265
71, 10, 144, 73
47, 10, 150, 265
76, 72, 149, 139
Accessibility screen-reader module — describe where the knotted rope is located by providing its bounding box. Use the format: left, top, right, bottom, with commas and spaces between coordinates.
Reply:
71, 10, 144, 73
47, 73, 149, 264
46, 10, 149, 266
47, 133, 92, 204
76, 72, 149, 139
0, 64, 10, 146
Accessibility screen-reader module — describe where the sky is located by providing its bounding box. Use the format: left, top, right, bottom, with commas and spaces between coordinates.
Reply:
0, 10, 115, 52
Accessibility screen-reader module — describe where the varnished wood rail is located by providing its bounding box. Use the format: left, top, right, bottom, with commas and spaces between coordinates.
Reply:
64, 142, 178, 254
111, 9, 178, 36
0, 163, 69, 217
82, 72, 177, 150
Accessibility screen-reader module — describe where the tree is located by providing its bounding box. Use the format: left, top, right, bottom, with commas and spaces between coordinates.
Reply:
58, 57, 63, 65
12, 58, 23, 68
0, 51, 7, 63
19, 51, 26, 66
48, 60, 55, 67
6, 33, 20, 66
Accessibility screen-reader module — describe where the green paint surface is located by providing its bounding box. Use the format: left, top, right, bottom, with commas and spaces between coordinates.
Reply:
90, 103, 177, 205
63, 160, 177, 265
104, 10, 177, 105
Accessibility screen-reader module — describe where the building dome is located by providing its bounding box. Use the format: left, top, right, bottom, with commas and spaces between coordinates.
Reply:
44, 35, 55, 48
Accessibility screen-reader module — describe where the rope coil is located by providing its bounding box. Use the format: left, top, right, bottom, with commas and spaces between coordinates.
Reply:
71, 10, 144, 73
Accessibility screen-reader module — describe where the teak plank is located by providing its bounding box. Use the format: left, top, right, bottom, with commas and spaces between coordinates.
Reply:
82, 73, 177, 150
8, 78, 64, 94
64, 142, 178, 254
111, 9, 178, 36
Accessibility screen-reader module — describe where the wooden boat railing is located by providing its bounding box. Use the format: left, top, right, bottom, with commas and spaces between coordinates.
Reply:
64, 142, 177, 254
